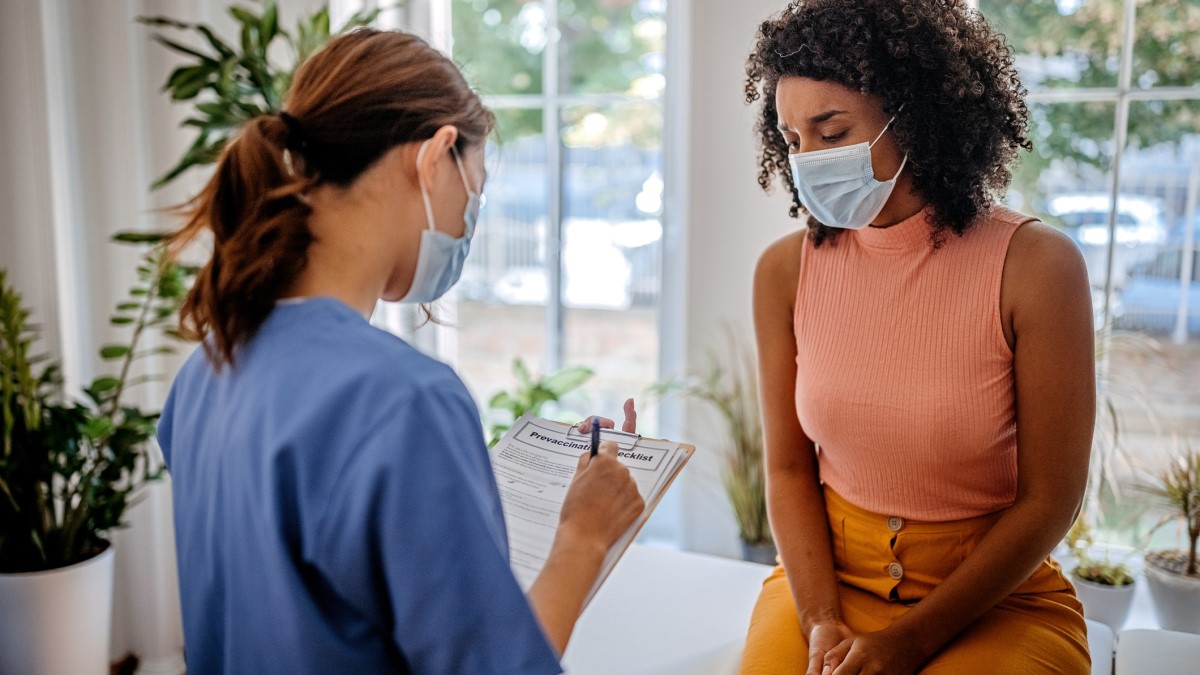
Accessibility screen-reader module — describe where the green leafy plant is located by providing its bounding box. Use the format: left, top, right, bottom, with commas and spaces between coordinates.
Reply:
655, 332, 769, 546
1075, 561, 1136, 587
0, 249, 195, 572
139, 0, 384, 187
0, 1, 400, 574
1065, 516, 1135, 587
1139, 444, 1200, 578
486, 358, 594, 447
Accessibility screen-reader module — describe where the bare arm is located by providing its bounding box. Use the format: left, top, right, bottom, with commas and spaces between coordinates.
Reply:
526, 526, 607, 656
829, 223, 1096, 673
754, 232, 850, 673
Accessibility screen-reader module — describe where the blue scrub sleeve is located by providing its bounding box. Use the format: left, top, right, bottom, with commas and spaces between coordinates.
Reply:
157, 383, 176, 466
311, 382, 562, 675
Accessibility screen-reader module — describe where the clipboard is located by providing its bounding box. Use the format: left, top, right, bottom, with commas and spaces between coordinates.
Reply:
555, 420, 697, 604
491, 414, 696, 604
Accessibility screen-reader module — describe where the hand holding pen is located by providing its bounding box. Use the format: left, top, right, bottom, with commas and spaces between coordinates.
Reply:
558, 398, 645, 557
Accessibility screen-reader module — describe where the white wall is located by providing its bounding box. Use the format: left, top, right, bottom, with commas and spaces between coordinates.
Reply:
672, 0, 797, 557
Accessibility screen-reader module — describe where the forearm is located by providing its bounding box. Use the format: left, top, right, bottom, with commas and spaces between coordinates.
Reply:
770, 468, 843, 635
526, 528, 607, 656
888, 494, 1076, 659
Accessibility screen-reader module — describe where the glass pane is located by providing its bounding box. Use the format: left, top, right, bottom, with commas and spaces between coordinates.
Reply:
559, 0, 666, 96
560, 100, 663, 437
1112, 100, 1200, 333
451, 0, 545, 95
1098, 100, 1200, 550
979, 0, 1123, 90
455, 109, 549, 414
1134, 0, 1200, 89
1006, 101, 1117, 326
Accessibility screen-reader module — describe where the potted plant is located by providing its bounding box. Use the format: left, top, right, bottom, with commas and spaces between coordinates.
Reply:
0, 251, 192, 674
657, 334, 773, 564
1063, 516, 1137, 631
139, 1, 381, 186
486, 358, 594, 448
1139, 445, 1200, 633
0, 5, 383, 671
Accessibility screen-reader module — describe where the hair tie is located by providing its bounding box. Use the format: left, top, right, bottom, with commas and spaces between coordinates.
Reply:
278, 111, 308, 151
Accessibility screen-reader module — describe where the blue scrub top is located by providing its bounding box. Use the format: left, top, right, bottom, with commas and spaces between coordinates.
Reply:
158, 297, 561, 674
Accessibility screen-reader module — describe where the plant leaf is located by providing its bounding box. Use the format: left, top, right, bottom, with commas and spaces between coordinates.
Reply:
513, 358, 532, 389
99, 345, 131, 360
137, 16, 191, 30
113, 231, 169, 244
170, 67, 213, 100
260, 1, 279, 45
151, 36, 216, 65
313, 8, 331, 39
488, 391, 515, 412
229, 6, 260, 28
196, 26, 236, 59
542, 367, 594, 396
89, 376, 121, 394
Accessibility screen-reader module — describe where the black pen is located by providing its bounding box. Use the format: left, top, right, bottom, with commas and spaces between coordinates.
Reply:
590, 416, 600, 457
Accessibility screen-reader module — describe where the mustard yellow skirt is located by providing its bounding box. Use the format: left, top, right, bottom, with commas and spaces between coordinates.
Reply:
739, 488, 1090, 674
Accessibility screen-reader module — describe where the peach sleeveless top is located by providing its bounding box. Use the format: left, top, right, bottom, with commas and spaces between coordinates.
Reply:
794, 205, 1036, 521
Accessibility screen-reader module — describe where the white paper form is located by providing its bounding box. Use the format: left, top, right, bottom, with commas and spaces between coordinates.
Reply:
491, 414, 686, 593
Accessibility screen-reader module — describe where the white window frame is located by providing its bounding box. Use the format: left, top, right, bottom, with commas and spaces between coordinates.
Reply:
335, 0, 685, 385
970, 0, 1200, 345
437, 0, 672, 375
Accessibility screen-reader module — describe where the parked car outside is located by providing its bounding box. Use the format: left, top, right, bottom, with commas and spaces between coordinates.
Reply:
1045, 193, 1168, 291
1114, 216, 1200, 335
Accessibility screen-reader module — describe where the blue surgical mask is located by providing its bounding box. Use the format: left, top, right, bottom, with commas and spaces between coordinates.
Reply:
788, 116, 907, 230
400, 141, 482, 304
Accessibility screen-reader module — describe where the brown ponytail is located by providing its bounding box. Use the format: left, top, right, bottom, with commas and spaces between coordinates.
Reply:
169, 29, 494, 368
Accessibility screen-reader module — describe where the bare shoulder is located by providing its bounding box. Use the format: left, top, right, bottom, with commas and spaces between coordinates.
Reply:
1004, 218, 1089, 288
754, 228, 808, 301
1001, 217, 1091, 335
754, 229, 807, 369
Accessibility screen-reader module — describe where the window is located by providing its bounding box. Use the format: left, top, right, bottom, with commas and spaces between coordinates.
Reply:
443, 0, 668, 438
979, 0, 1200, 546
333, 0, 676, 541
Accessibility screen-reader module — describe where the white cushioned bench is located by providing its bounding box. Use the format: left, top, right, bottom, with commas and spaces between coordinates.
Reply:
563, 544, 1119, 675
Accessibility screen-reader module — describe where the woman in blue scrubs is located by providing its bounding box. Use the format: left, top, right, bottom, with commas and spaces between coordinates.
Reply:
157, 28, 644, 674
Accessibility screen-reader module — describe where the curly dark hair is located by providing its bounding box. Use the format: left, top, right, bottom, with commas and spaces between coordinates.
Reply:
745, 0, 1032, 247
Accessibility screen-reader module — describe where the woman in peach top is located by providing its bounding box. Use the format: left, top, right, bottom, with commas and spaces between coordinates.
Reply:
739, 1, 1096, 673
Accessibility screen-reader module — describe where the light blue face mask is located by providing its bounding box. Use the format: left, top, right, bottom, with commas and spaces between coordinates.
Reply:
400, 141, 482, 304
788, 115, 908, 230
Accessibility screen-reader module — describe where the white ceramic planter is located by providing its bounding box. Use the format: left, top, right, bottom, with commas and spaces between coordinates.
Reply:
1071, 574, 1136, 631
0, 546, 115, 675
1144, 555, 1200, 634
